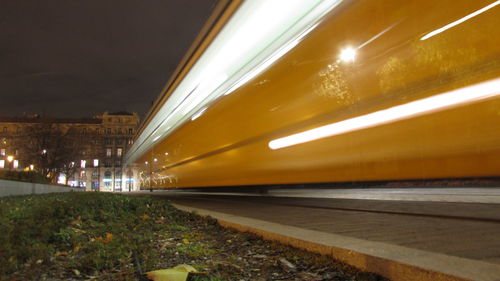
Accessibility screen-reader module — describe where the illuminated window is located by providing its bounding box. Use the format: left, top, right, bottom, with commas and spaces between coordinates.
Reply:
0, 148, 5, 156
117, 148, 123, 157
115, 171, 122, 188
80, 160, 86, 168
93, 159, 99, 167
80, 170, 86, 178
104, 171, 112, 188
0, 160, 4, 168
106, 148, 112, 157
13, 160, 18, 169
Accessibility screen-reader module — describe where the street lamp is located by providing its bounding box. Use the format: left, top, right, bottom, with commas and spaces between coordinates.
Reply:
7, 155, 14, 171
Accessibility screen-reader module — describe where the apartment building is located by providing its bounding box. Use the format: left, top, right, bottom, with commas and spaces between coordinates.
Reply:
0, 111, 140, 192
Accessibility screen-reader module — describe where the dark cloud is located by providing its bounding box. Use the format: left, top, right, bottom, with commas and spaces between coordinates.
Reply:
0, 0, 218, 118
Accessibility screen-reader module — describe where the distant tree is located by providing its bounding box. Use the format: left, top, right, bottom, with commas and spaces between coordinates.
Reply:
17, 122, 94, 183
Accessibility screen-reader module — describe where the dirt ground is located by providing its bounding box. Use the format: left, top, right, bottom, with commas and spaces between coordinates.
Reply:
0, 193, 386, 281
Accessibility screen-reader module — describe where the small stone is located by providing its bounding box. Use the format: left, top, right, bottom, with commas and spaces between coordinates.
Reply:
73, 269, 80, 276
253, 254, 267, 259
279, 258, 296, 271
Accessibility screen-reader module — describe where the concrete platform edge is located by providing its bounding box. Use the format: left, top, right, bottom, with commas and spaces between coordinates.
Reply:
172, 203, 500, 281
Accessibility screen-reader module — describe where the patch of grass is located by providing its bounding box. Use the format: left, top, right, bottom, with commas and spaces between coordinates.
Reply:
0, 192, 192, 280
175, 243, 216, 258
168, 223, 190, 232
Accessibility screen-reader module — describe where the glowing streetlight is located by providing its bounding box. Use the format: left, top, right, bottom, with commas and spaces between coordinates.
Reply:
6, 155, 14, 171
29, 164, 34, 171
339, 47, 356, 63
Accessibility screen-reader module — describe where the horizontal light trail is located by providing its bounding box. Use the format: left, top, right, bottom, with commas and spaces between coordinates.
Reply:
269, 78, 500, 150
421, 0, 500, 40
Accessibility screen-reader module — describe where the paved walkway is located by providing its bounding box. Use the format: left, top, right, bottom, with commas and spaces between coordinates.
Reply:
138, 190, 500, 281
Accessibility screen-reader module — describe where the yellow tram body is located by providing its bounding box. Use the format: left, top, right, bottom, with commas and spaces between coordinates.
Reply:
127, 0, 500, 188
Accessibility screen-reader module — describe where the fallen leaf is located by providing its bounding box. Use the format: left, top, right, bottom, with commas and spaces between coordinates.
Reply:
96, 233, 113, 243
54, 251, 69, 257
182, 238, 189, 244
73, 243, 81, 253
146, 264, 198, 281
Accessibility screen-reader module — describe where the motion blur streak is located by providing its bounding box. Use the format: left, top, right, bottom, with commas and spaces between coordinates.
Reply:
420, 0, 500, 40
269, 78, 500, 150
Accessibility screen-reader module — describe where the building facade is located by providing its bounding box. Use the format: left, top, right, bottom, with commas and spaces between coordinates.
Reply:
0, 111, 140, 192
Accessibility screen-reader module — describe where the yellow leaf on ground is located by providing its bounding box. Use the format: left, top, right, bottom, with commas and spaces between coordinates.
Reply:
146, 264, 198, 281
96, 232, 113, 243
73, 243, 81, 253
54, 251, 69, 256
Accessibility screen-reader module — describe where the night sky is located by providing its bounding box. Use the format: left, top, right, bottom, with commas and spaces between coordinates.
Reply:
0, 0, 218, 119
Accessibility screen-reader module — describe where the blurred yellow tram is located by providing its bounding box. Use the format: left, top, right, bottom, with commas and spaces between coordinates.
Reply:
125, 0, 500, 189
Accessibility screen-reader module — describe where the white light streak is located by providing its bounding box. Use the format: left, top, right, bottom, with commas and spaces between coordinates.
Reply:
126, 0, 343, 164
224, 23, 321, 96
191, 107, 208, 121
421, 1, 500, 40
269, 78, 500, 150
357, 21, 400, 50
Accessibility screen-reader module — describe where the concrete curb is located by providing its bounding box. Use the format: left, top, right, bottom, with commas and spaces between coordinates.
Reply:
173, 203, 500, 281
